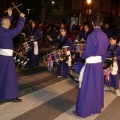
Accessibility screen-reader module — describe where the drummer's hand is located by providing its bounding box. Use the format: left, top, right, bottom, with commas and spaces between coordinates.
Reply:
20, 13, 25, 18
57, 49, 60, 51
113, 56, 117, 61
7, 8, 12, 16
24, 38, 28, 41
63, 48, 67, 52
57, 49, 61, 52
30, 36, 34, 39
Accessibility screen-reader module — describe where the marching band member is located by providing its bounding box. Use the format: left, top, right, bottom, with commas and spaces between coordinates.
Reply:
76, 24, 84, 42
0, 8, 25, 102
74, 24, 91, 63
27, 20, 41, 68
56, 27, 73, 78
103, 23, 113, 39
79, 24, 91, 41
104, 35, 120, 96
73, 14, 109, 118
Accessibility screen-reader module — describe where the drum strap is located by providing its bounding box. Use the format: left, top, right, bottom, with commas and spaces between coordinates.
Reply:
79, 56, 102, 88
57, 36, 68, 49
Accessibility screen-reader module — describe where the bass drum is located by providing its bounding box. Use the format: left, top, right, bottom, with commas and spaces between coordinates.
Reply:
69, 59, 113, 82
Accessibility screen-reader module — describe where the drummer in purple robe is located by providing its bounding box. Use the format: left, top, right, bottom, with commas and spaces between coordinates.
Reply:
0, 8, 25, 102
27, 20, 41, 68
73, 14, 109, 118
79, 24, 91, 41
103, 23, 113, 39
56, 27, 73, 78
104, 35, 120, 96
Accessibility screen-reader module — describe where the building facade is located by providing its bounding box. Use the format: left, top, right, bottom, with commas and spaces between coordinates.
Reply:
0, 0, 120, 25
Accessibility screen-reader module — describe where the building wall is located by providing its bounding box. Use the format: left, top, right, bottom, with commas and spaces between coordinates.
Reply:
1, 0, 120, 24
47, 0, 72, 16
46, 0, 72, 23
99, 0, 111, 18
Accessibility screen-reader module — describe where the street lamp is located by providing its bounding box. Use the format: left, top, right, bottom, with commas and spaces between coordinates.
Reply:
87, 0, 91, 4
27, 9, 31, 14
86, 0, 91, 22
52, 1, 55, 4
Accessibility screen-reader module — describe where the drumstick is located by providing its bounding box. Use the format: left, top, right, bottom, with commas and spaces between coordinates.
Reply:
14, 51, 27, 59
4, 3, 22, 13
12, 3, 21, 13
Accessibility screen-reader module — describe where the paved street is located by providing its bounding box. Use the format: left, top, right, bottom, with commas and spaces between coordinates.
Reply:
0, 47, 120, 120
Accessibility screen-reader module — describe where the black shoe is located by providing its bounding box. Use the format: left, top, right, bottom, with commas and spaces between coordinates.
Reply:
72, 111, 84, 118
72, 111, 80, 117
72, 111, 77, 116
7, 98, 22, 102
12, 98, 22, 102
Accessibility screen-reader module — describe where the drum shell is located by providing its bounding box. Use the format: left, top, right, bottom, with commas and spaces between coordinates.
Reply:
13, 51, 29, 69
19, 41, 31, 55
43, 49, 68, 66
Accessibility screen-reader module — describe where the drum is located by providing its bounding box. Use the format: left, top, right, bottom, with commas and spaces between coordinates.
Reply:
43, 49, 68, 66
69, 68, 79, 82
69, 59, 113, 82
23, 41, 31, 52
43, 51, 60, 64
50, 51, 61, 62
73, 40, 85, 52
13, 51, 29, 69
19, 41, 31, 55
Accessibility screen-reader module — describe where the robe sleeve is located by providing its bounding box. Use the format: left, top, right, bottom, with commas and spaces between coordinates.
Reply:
7, 15, 13, 22
7, 17, 26, 38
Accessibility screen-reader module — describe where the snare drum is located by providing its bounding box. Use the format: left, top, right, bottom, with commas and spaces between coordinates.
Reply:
73, 43, 85, 52
43, 51, 60, 65
50, 51, 61, 62
19, 41, 31, 54
23, 41, 31, 52
43, 49, 68, 66
13, 51, 29, 69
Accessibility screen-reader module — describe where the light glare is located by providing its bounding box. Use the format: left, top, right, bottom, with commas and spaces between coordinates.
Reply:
87, 0, 91, 4
52, 1, 55, 4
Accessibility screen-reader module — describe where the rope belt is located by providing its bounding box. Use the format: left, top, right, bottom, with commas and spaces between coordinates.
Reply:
0, 48, 13, 56
78, 56, 102, 88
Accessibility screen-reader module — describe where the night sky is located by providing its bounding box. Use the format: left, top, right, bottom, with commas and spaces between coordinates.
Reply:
15, 0, 41, 19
